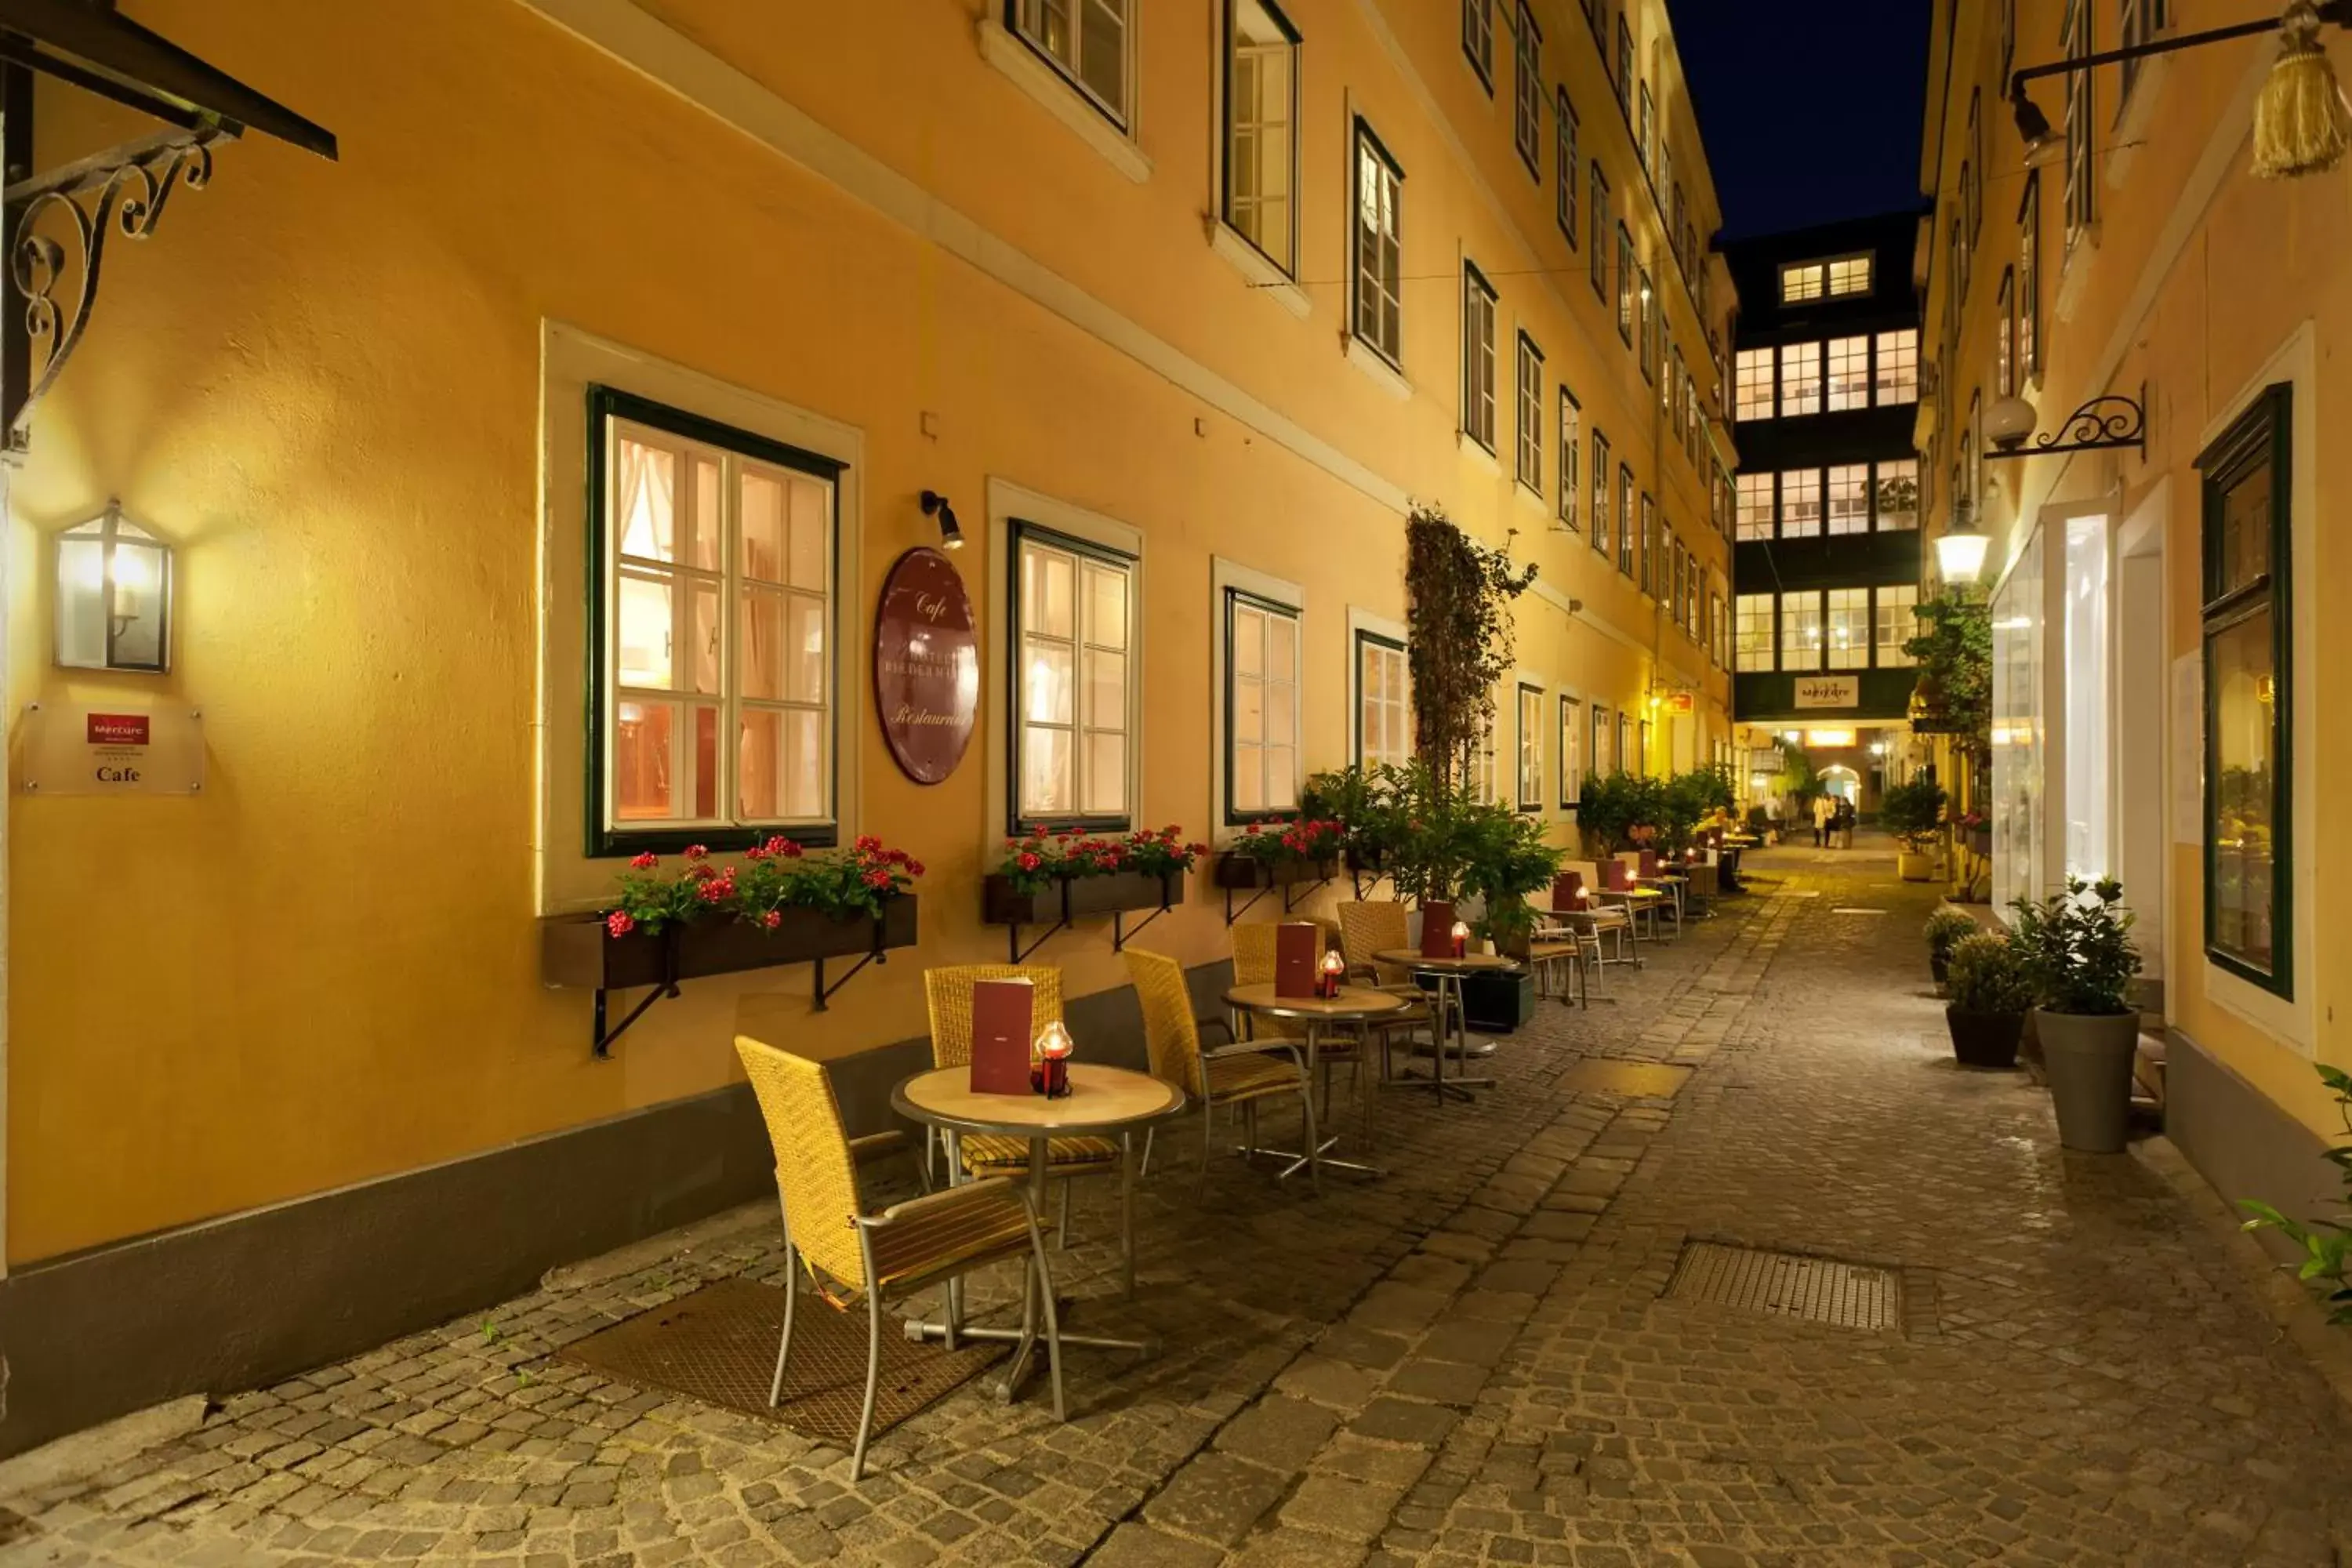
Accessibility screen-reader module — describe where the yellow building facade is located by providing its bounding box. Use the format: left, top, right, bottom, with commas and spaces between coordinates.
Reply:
1919, 2, 2349, 1236
1, 0, 1736, 1449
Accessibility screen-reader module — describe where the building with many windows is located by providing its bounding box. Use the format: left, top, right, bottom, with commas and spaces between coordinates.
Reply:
1918, 0, 2352, 1256
0, 0, 1738, 1450
1723, 212, 1925, 807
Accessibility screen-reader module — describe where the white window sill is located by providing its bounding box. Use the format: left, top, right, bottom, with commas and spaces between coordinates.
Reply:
978, 17, 1150, 184
1342, 335, 1412, 401
1458, 432, 1501, 475
1207, 220, 1309, 318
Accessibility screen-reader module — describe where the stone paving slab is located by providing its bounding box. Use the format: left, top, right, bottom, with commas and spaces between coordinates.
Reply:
3, 845, 2348, 1565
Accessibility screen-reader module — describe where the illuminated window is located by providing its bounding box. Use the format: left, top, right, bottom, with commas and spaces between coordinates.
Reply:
2063, 0, 2094, 249
1875, 584, 1919, 669
1591, 430, 1612, 560
1517, 683, 1544, 810
1462, 261, 1498, 451
1555, 87, 1579, 243
1591, 702, 1612, 775
1995, 266, 2016, 397
1225, 591, 1300, 819
1617, 463, 1635, 575
1589, 164, 1610, 298
1462, 0, 1494, 86
1013, 0, 1132, 128
1779, 590, 1823, 671
1826, 587, 1869, 670
1874, 328, 1918, 405
2018, 174, 2041, 382
1779, 262, 1824, 303
1875, 459, 1920, 532
597, 396, 840, 851
1559, 693, 1583, 804
1355, 630, 1410, 768
1352, 121, 1404, 366
1223, 0, 1300, 276
1826, 336, 1871, 411
1827, 464, 1871, 535
1616, 223, 1635, 344
1827, 254, 1871, 296
1735, 347, 1774, 421
1778, 341, 1821, 416
1735, 593, 1773, 671
1638, 266, 1657, 380
1516, 332, 1544, 493
1014, 527, 1136, 826
1737, 473, 1773, 540
1779, 469, 1821, 538
1558, 387, 1582, 528
1512, 2, 1542, 174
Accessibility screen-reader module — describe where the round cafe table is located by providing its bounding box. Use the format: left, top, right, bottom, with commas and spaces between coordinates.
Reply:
1374, 949, 1519, 1102
891, 1063, 1186, 1399
1221, 982, 1407, 1181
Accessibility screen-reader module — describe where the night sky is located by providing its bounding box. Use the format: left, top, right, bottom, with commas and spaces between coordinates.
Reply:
1668, 0, 1934, 241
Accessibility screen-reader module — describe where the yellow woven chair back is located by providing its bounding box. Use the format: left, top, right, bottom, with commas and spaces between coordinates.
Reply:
1232, 921, 1333, 1040
1123, 948, 1203, 1098
734, 1036, 866, 1292
1336, 901, 1413, 986
923, 964, 1065, 1069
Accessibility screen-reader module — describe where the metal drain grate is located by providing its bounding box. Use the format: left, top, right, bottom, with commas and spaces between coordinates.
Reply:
1664, 1242, 1900, 1330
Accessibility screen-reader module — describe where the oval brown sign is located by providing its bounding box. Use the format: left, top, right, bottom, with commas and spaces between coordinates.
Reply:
873, 546, 979, 785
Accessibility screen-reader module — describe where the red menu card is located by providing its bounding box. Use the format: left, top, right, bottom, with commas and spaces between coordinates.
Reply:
1601, 859, 1631, 891
969, 978, 1035, 1095
1275, 923, 1319, 999
1420, 900, 1457, 958
1552, 871, 1585, 910
1637, 849, 1658, 879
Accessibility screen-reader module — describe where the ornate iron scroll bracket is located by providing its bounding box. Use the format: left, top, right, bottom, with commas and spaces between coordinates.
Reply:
6, 126, 227, 456
1982, 394, 2146, 461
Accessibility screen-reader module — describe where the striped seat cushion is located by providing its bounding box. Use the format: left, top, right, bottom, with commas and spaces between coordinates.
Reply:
865, 1185, 1033, 1292
960, 1133, 1123, 1172
1205, 1050, 1304, 1104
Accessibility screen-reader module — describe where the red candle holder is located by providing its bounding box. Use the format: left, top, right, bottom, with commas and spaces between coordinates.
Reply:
1317, 950, 1345, 1000
1033, 1022, 1074, 1099
1450, 920, 1470, 959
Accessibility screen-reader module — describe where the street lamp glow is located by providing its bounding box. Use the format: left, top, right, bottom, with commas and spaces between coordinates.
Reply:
1936, 522, 1990, 586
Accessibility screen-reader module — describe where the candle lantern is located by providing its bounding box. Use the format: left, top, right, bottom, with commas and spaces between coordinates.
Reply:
1318, 948, 1345, 1000
1450, 919, 1471, 959
56, 502, 172, 673
1033, 1021, 1074, 1098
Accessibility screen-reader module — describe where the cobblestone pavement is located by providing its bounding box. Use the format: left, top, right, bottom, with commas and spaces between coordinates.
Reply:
7, 844, 2350, 1566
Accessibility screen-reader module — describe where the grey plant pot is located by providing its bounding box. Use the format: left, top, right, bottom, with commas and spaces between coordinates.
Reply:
2035, 1008, 2140, 1153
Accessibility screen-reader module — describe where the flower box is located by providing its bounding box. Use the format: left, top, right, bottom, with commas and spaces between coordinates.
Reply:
542, 896, 921, 990
1461, 967, 1539, 1033
1213, 854, 1341, 891
981, 869, 1185, 927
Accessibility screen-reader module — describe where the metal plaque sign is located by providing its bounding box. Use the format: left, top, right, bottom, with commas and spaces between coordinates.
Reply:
873, 546, 978, 785
1791, 675, 1860, 710
20, 702, 205, 794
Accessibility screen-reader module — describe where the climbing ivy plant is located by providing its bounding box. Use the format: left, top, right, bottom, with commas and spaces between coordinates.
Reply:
1405, 504, 1537, 804
1904, 589, 1993, 756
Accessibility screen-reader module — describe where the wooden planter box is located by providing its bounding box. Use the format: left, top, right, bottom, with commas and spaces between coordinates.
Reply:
543, 895, 921, 989
982, 869, 1185, 927
1461, 968, 1539, 1033
1214, 853, 1340, 890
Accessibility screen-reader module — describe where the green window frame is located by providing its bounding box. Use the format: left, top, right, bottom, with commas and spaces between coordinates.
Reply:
2195, 383, 2293, 996
1010, 521, 1138, 836
584, 386, 843, 858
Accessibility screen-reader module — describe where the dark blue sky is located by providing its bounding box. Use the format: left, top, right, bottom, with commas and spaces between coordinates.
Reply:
1668, 0, 1933, 241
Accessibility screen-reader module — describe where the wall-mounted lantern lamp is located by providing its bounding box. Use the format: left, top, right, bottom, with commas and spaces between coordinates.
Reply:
920, 489, 964, 550
56, 502, 172, 673
1934, 500, 1991, 589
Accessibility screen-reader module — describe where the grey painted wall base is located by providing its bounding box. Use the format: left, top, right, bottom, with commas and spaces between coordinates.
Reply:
2164, 1026, 2338, 1269
0, 959, 1232, 1461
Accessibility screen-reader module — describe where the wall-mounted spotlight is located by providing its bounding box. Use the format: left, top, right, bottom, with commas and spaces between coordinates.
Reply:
920, 489, 964, 550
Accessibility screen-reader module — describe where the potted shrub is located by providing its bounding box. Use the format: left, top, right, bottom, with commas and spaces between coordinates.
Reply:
1455, 804, 1563, 1031
2238, 1065, 2352, 1323
1943, 933, 2031, 1069
2012, 876, 2143, 1152
1881, 776, 1948, 881
1922, 906, 1979, 988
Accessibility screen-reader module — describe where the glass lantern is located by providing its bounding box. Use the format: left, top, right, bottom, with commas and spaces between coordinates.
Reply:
56, 503, 172, 673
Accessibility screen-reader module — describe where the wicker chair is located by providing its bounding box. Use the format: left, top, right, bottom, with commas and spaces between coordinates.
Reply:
922, 965, 1137, 1294
735, 1036, 1062, 1481
1335, 899, 1445, 1066
1125, 948, 1318, 1193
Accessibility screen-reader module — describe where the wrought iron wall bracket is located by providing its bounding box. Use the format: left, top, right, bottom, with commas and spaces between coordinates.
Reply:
1111, 899, 1175, 952
1983, 394, 2145, 460
1004, 917, 1072, 964
593, 927, 682, 1058
1282, 876, 1333, 913
1223, 885, 1273, 927
814, 944, 887, 1011
1349, 869, 1393, 901
6, 125, 228, 455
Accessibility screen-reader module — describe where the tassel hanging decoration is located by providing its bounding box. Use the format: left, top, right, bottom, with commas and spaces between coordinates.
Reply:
2251, 0, 2352, 176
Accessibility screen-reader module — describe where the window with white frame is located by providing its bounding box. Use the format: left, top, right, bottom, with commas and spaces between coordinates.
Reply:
1639, 491, 1656, 595
1778, 341, 1821, 416
1226, 591, 1299, 819
1779, 590, 1822, 671
1875, 584, 1920, 668
1827, 464, 1871, 535
1875, 458, 1920, 532
596, 392, 840, 851
1735, 593, 1773, 671
1588, 165, 1610, 297
1352, 122, 1405, 366
1591, 429, 1612, 559
1559, 692, 1583, 804
1828, 254, 1871, 296
1825, 587, 1869, 670
1826, 336, 1871, 411
2063, 0, 2093, 248
1558, 387, 1581, 528
1515, 331, 1544, 492
1355, 630, 1411, 768
1592, 702, 1613, 775
1778, 261, 1824, 303
1617, 463, 1635, 575
1735, 347, 1774, 421
1012, 0, 1132, 129
1463, 0, 1494, 86
1512, 2, 1542, 175
1621, 712, 1637, 776
1995, 266, 2016, 397
1779, 468, 1821, 538
1462, 262, 1498, 450
1615, 16, 1632, 111
1517, 683, 1544, 810
1638, 82, 1653, 174
1736, 472, 1773, 539
1014, 526, 1136, 826
1555, 88, 1579, 243
1874, 328, 1918, 404
1615, 223, 1635, 343
1224, 0, 1300, 276
1470, 713, 1501, 803
1638, 266, 1657, 380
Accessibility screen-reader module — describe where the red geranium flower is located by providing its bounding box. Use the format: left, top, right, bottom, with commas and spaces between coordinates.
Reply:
1018, 851, 1042, 871
628, 851, 659, 870
684, 844, 709, 862
863, 869, 892, 889
604, 910, 636, 937
760, 909, 782, 930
